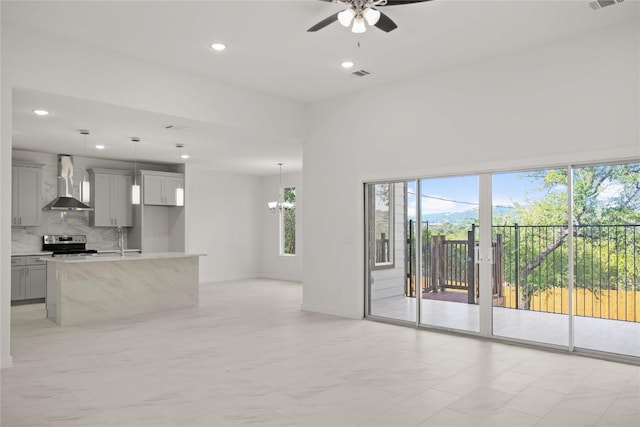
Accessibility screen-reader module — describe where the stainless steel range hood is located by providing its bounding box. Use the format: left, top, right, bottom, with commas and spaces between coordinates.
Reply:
43, 155, 93, 211
43, 195, 93, 211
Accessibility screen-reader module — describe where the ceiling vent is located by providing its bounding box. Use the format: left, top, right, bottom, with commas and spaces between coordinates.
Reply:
589, 0, 623, 10
352, 69, 371, 77
165, 124, 189, 130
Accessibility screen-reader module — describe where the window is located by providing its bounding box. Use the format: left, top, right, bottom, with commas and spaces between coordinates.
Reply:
372, 183, 394, 268
280, 187, 296, 256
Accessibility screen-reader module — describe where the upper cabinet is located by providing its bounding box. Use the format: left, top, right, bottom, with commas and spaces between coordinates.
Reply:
12, 162, 43, 227
89, 168, 133, 227
142, 171, 184, 206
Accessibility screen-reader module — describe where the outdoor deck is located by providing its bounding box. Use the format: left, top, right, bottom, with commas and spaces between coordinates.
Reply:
370, 295, 640, 358
422, 289, 504, 306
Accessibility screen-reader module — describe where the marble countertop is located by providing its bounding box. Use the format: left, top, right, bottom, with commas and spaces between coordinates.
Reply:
42, 252, 205, 264
13, 249, 140, 256
12, 251, 53, 257
93, 249, 142, 254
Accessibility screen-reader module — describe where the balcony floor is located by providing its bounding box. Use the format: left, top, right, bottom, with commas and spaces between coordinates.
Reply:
370, 295, 640, 358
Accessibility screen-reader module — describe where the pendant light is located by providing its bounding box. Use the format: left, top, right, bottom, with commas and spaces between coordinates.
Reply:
79, 130, 91, 203
131, 137, 140, 205
175, 143, 185, 207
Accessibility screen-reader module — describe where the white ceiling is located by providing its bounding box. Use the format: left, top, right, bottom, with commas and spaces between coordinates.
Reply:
11, 88, 303, 174
4, 0, 637, 174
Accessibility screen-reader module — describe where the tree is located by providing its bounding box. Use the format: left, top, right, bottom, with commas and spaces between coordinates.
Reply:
283, 187, 296, 255
508, 164, 640, 309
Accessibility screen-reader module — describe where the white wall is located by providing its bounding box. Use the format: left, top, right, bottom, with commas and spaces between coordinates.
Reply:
185, 166, 262, 283
261, 171, 303, 282
1, 3, 13, 368
303, 23, 640, 319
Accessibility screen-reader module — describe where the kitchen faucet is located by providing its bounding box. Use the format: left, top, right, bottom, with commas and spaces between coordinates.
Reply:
116, 226, 125, 257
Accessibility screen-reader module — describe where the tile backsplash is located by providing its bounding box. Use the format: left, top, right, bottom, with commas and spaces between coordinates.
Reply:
12, 213, 129, 253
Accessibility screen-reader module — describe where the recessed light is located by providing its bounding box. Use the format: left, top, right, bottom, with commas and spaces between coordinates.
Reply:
341, 61, 355, 69
95, 145, 105, 150
211, 42, 226, 51
33, 109, 49, 116
181, 154, 190, 159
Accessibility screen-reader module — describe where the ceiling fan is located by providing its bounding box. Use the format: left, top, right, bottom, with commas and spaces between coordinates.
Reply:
307, 0, 434, 34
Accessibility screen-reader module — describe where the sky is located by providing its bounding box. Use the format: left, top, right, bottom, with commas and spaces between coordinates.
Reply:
403, 171, 554, 215
378, 164, 635, 222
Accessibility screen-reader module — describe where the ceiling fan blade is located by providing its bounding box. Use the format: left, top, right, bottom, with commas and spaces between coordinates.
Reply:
374, 11, 398, 32
382, 0, 433, 5
307, 12, 340, 32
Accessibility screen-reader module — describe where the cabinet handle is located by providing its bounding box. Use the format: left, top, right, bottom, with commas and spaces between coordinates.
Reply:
19, 217, 22, 225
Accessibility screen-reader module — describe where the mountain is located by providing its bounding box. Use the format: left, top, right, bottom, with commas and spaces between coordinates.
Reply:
408, 206, 516, 224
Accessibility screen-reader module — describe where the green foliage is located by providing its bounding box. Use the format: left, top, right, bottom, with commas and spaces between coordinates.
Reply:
283, 188, 295, 255
496, 164, 640, 307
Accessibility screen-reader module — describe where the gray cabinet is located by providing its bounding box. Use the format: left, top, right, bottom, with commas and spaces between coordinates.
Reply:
12, 162, 43, 227
143, 172, 184, 206
11, 267, 24, 300
11, 256, 47, 302
130, 170, 186, 253
25, 265, 47, 299
89, 169, 133, 227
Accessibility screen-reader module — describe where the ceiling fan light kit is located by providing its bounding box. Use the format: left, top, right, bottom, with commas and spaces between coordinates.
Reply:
352, 17, 367, 33
308, 0, 433, 34
338, 8, 355, 26
364, 8, 381, 26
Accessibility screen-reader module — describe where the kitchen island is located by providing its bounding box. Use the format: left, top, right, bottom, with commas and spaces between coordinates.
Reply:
44, 252, 203, 326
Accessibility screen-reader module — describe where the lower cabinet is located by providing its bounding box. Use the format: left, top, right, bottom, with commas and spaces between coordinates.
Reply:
11, 256, 47, 302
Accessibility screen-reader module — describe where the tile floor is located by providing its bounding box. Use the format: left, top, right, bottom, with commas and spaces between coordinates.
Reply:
2, 279, 639, 427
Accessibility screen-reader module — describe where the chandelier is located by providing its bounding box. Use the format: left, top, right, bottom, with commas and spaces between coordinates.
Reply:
268, 163, 295, 213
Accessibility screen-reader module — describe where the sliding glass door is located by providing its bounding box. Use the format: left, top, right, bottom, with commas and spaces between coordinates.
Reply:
418, 176, 480, 333
365, 162, 639, 360
491, 169, 569, 347
572, 163, 640, 357
366, 181, 417, 323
